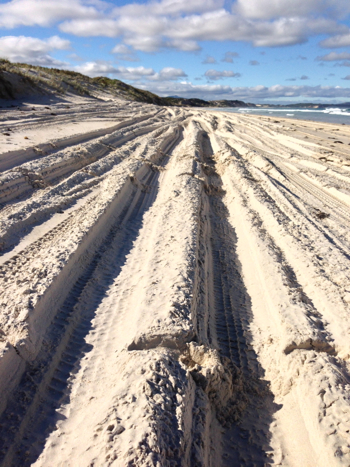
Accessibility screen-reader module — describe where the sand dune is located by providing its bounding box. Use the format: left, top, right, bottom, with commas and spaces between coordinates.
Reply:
0, 96, 350, 466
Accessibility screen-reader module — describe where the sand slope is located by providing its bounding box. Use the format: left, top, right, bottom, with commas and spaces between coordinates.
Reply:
0, 97, 350, 466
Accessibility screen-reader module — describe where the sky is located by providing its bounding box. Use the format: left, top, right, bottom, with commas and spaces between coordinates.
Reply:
1, 0, 350, 103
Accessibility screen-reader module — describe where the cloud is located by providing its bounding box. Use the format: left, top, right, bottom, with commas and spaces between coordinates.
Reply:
0, 35, 70, 66
316, 52, 350, 61
286, 75, 309, 81
111, 43, 139, 62
68, 53, 84, 62
234, 0, 350, 20
221, 51, 239, 63
75, 61, 155, 79
149, 67, 188, 80
0, 0, 101, 28
249, 60, 259, 65
202, 55, 217, 64
0, 0, 348, 55
75, 61, 187, 83
320, 33, 350, 48
336, 61, 350, 67
122, 36, 201, 53
297, 55, 307, 60
204, 69, 241, 80
342, 75, 350, 80
60, 18, 122, 37
112, 0, 225, 17
139, 81, 350, 102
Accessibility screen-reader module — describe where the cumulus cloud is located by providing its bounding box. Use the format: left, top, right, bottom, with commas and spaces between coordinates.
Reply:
234, 0, 350, 20
60, 18, 122, 37
75, 61, 155, 79
320, 33, 350, 48
0, 0, 348, 57
122, 36, 201, 53
249, 60, 259, 65
111, 43, 139, 62
316, 52, 350, 61
0, 0, 101, 28
112, 0, 225, 17
342, 75, 350, 80
202, 55, 217, 64
300, 75, 309, 80
204, 69, 241, 80
221, 51, 239, 63
0, 35, 71, 66
74, 61, 187, 83
0, 0, 344, 53
149, 67, 188, 80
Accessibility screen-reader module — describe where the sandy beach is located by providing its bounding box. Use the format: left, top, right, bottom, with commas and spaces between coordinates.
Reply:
0, 94, 350, 466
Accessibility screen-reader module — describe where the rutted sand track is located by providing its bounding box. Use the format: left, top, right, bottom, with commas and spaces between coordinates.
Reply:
0, 99, 350, 466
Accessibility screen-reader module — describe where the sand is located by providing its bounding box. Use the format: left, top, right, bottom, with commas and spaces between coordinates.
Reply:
0, 93, 349, 466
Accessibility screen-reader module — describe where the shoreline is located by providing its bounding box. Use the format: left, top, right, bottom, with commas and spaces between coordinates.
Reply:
209, 106, 350, 125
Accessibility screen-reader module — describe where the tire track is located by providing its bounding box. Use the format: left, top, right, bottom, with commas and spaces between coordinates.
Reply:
198, 131, 277, 466
0, 139, 177, 466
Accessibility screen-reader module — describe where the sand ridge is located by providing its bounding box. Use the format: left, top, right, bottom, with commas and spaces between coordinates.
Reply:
0, 97, 349, 466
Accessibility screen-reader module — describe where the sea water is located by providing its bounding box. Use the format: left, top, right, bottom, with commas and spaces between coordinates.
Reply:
211, 107, 350, 125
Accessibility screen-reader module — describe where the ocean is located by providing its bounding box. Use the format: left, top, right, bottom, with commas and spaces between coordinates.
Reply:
211, 107, 350, 125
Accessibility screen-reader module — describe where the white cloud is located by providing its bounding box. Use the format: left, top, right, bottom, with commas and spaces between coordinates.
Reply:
316, 52, 350, 61
75, 62, 155, 79
0, 0, 348, 56
60, 18, 122, 37
0, 0, 101, 28
2, 0, 332, 51
74, 61, 187, 82
159, 11, 343, 48
235, 0, 350, 20
204, 69, 241, 80
320, 33, 350, 48
202, 55, 217, 64
111, 43, 139, 62
221, 51, 239, 63
112, 0, 225, 17
163, 39, 201, 52
149, 67, 188, 80
46, 36, 71, 50
0, 35, 71, 66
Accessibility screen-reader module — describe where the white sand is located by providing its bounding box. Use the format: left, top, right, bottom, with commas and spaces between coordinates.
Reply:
0, 95, 350, 466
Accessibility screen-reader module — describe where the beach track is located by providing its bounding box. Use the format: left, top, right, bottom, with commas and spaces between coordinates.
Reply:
0, 100, 350, 466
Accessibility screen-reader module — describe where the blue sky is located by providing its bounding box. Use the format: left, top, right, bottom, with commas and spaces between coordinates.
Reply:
1, 0, 350, 102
